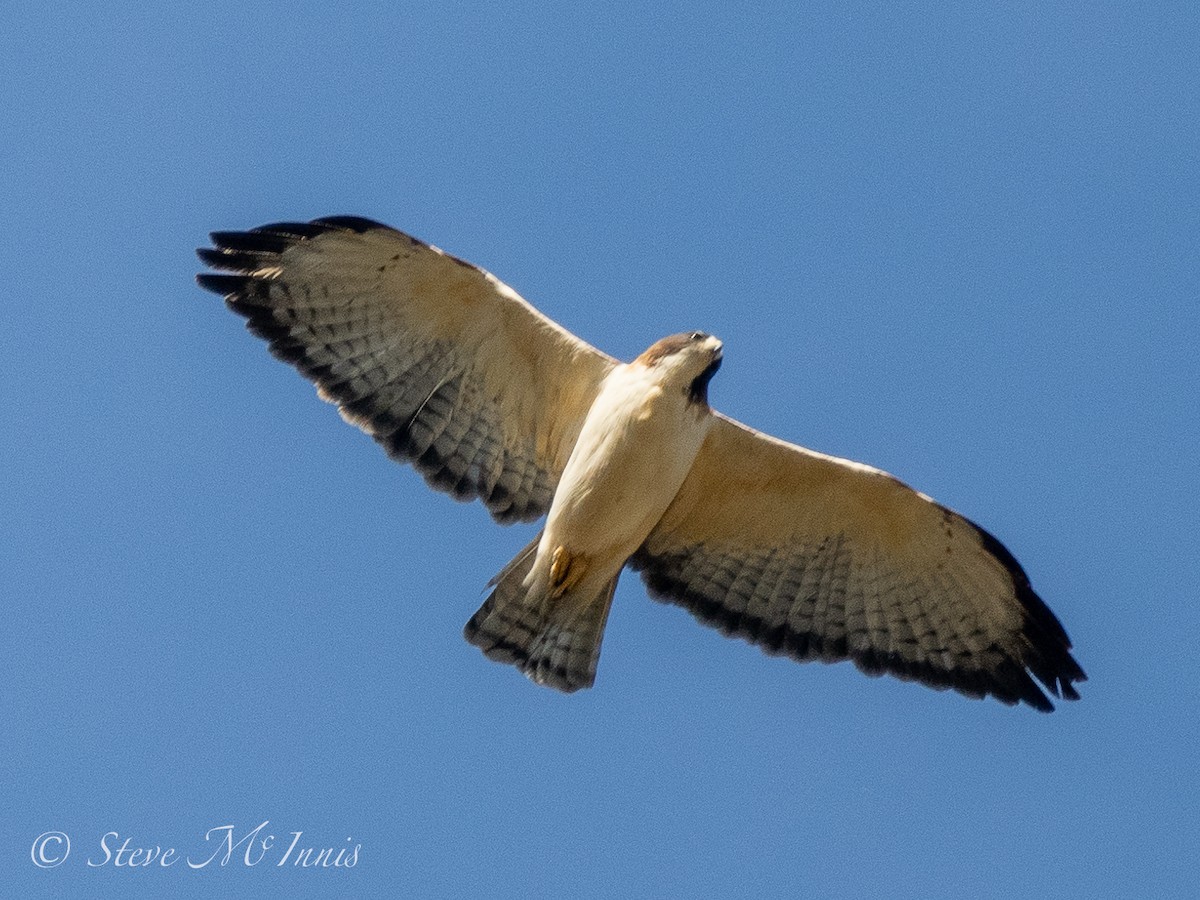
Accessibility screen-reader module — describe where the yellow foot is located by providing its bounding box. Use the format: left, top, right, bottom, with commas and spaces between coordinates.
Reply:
549, 546, 588, 598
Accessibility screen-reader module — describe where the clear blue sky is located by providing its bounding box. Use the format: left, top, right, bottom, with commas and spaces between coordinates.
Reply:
3, 3, 1197, 897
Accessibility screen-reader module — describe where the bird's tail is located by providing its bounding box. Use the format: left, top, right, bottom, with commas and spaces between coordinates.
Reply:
464, 535, 618, 692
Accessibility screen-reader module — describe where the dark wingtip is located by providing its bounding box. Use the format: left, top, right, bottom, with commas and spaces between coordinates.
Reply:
195, 247, 229, 268
196, 272, 248, 296
1027, 691, 1055, 714
209, 229, 292, 254
197, 216, 391, 295
965, 517, 1086, 707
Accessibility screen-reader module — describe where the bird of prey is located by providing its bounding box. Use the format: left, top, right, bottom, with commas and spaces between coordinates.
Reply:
197, 215, 1085, 711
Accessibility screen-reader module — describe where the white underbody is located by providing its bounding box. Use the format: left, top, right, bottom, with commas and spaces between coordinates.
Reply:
530, 362, 714, 595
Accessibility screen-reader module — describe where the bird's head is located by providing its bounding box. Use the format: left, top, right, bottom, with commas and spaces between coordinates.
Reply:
633, 331, 724, 406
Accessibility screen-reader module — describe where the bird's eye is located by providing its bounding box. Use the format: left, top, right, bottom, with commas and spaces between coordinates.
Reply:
689, 331, 705, 341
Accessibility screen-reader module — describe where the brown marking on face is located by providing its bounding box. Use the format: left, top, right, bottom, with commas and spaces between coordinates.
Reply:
633, 332, 708, 366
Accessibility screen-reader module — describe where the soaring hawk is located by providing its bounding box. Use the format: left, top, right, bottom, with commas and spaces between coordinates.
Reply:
197, 216, 1085, 711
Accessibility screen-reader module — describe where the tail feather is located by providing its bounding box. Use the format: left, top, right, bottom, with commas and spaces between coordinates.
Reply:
466, 537, 544, 665
523, 582, 617, 691
465, 537, 619, 692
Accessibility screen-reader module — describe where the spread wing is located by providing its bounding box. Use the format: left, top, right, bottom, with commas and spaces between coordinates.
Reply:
632, 414, 1086, 710
198, 216, 616, 522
